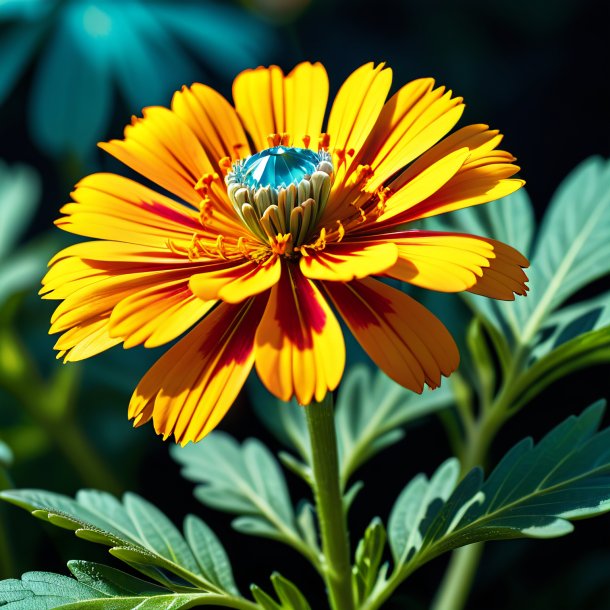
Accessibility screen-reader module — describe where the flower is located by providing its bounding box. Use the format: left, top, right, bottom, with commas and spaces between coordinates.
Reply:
0, 0, 273, 158
42, 62, 528, 444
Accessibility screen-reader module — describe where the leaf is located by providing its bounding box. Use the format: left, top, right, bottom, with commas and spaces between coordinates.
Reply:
171, 434, 297, 540
513, 157, 610, 341
0, 163, 40, 260
0, 489, 234, 595
250, 365, 454, 488
388, 459, 460, 567
387, 402, 610, 583
352, 518, 388, 604
335, 365, 454, 485
0, 441, 12, 470
0, 567, 233, 609
251, 573, 311, 610
183, 515, 238, 595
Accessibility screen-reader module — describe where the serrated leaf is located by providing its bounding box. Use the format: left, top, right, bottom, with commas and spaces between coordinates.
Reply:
388, 459, 460, 566
0, 569, 234, 609
0, 489, 233, 595
388, 402, 610, 583
251, 574, 311, 610
335, 365, 454, 485
171, 434, 298, 543
67, 561, 167, 597
183, 515, 238, 595
352, 518, 387, 604
513, 157, 610, 340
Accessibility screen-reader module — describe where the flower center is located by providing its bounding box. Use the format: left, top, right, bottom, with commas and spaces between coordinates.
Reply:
226, 144, 334, 255
239, 146, 322, 190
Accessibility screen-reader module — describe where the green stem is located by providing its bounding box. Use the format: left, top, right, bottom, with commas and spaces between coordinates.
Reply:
430, 544, 484, 610
304, 394, 355, 610
432, 349, 527, 610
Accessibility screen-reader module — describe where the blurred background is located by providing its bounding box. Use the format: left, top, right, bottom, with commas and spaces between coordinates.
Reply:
0, 0, 609, 608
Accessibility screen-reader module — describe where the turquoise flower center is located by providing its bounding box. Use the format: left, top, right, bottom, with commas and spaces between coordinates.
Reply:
239, 146, 323, 189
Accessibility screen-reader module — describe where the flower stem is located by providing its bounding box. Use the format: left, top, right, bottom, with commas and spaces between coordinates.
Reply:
304, 393, 355, 610
430, 544, 484, 610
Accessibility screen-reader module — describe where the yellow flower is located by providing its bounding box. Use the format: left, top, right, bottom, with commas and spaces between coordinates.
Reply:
42, 62, 528, 444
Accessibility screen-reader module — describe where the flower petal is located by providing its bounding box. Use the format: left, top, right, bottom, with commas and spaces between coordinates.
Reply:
233, 62, 329, 151
99, 106, 213, 205
129, 297, 267, 445
370, 125, 523, 229
382, 231, 528, 297
323, 277, 458, 392
57, 173, 202, 248
109, 280, 215, 349
54, 315, 122, 362
255, 265, 345, 404
172, 82, 252, 167
356, 78, 464, 191
189, 255, 281, 303
300, 241, 397, 282
327, 63, 392, 162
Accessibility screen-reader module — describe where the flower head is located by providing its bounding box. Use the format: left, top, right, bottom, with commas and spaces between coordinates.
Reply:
42, 62, 528, 444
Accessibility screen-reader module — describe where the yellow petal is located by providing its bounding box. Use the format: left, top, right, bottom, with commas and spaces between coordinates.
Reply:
57, 173, 202, 248
327, 63, 392, 160
189, 256, 281, 303
130, 297, 268, 444
233, 62, 329, 151
376, 148, 470, 223
172, 82, 252, 167
357, 79, 464, 191
109, 280, 214, 348
54, 316, 122, 362
255, 265, 345, 404
99, 106, 213, 206
300, 241, 397, 281
324, 277, 459, 392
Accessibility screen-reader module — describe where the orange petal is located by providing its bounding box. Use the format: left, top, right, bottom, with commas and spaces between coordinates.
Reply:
255, 265, 345, 405
172, 82, 252, 167
467, 238, 530, 300
57, 173, 202, 248
99, 106, 213, 206
129, 297, 268, 444
189, 255, 281, 303
382, 231, 528, 297
323, 277, 459, 392
356, 78, 464, 191
300, 241, 398, 281
233, 62, 329, 151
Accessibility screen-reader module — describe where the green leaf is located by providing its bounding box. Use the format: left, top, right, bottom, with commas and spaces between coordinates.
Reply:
388, 458, 460, 567
387, 402, 610, 582
251, 573, 311, 610
335, 365, 454, 486
172, 434, 297, 539
0, 163, 40, 260
0, 440, 12, 470
352, 518, 387, 604
513, 157, 610, 341
0, 489, 235, 595
183, 515, 238, 595
0, 567, 235, 609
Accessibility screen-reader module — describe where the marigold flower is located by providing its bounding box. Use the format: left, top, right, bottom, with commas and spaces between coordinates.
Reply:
42, 62, 528, 444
